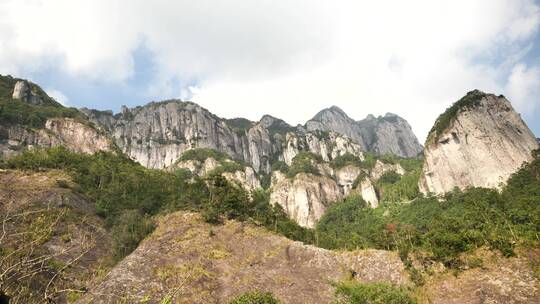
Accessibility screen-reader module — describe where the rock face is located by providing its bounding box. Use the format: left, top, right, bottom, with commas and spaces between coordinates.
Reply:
419, 91, 539, 195
82, 101, 365, 172
370, 159, 405, 181
306, 106, 423, 158
270, 173, 343, 228
172, 157, 222, 176
0, 118, 112, 158
222, 167, 261, 192
173, 157, 262, 192
79, 212, 408, 304
334, 165, 364, 196
12, 80, 44, 105
354, 177, 379, 208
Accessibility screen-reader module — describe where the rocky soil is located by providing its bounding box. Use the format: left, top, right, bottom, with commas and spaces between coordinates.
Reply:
0, 170, 113, 303
78, 212, 409, 304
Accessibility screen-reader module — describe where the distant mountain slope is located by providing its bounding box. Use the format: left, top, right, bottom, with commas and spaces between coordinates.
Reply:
0, 75, 112, 158
419, 90, 539, 194
305, 106, 423, 158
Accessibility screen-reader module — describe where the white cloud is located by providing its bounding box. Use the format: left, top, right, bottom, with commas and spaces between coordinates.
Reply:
0, 0, 539, 141
46, 88, 69, 106
506, 63, 540, 113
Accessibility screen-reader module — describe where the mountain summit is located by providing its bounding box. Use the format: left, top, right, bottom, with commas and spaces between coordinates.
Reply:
419, 90, 539, 194
306, 106, 423, 157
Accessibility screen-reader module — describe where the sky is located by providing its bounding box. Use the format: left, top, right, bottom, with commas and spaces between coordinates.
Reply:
0, 0, 539, 142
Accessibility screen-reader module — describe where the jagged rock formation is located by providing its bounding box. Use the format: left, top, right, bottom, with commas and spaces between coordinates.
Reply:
334, 165, 364, 195
370, 159, 405, 181
306, 106, 423, 158
222, 167, 261, 192
0, 76, 112, 159
79, 212, 408, 304
12, 80, 44, 105
0, 118, 112, 158
353, 177, 379, 208
172, 157, 261, 191
419, 91, 539, 195
270, 172, 343, 228
269, 157, 410, 227
172, 157, 222, 176
81, 101, 365, 173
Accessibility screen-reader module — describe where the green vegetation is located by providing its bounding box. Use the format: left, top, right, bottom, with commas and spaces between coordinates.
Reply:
208, 161, 245, 176
375, 158, 423, 203
312, 130, 331, 140
329, 153, 363, 169
265, 117, 296, 136
358, 152, 376, 170
0, 75, 58, 105
270, 161, 289, 173
317, 150, 540, 268
225, 118, 254, 135
333, 281, 416, 304
286, 152, 322, 178
426, 90, 486, 145
0, 75, 86, 128
5, 146, 313, 260
228, 291, 281, 304
178, 148, 228, 162
0, 98, 86, 129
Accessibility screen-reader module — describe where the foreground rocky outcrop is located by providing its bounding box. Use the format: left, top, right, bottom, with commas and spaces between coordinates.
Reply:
306, 106, 423, 158
0, 170, 113, 303
418, 248, 540, 304
419, 91, 539, 195
78, 212, 408, 304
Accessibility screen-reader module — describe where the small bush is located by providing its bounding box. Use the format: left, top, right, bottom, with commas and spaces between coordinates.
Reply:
334, 282, 416, 304
330, 153, 362, 169
110, 210, 155, 261
287, 152, 321, 178
229, 291, 280, 304
55, 179, 70, 188
270, 161, 289, 173
178, 148, 228, 163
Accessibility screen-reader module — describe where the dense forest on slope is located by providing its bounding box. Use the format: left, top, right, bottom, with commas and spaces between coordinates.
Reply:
3, 147, 313, 261
5, 146, 539, 272
316, 149, 540, 270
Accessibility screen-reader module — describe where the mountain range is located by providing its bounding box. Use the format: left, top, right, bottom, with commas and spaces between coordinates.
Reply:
1, 74, 540, 304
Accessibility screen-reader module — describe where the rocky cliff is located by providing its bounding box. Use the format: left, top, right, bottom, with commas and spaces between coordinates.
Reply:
270, 172, 344, 228
0, 76, 113, 159
81, 102, 365, 173
306, 106, 423, 158
0, 118, 112, 159
419, 90, 539, 195
172, 156, 262, 192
